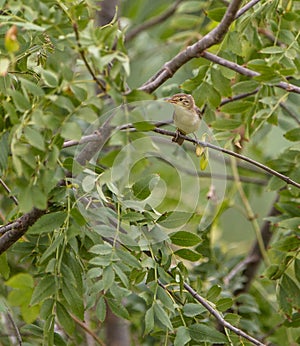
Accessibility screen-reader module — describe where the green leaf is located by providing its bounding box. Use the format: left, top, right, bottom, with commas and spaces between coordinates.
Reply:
157, 211, 193, 229
295, 259, 300, 284
125, 90, 155, 102
133, 121, 156, 131
102, 265, 115, 291
42, 69, 58, 87
24, 127, 45, 151
116, 248, 142, 269
6, 273, 33, 289
174, 249, 201, 261
207, 7, 226, 22
284, 128, 300, 142
56, 301, 75, 335
170, 231, 201, 247
28, 212, 66, 235
211, 68, 231, 97
144, 305, 154, 334
0, 253, 10, 279
132, 174, 160, 200
20, 77, 45, 96
9, 90, 31, 112
96, 297, 107, 322
206, 285, 221, 302
267, 176, 287, 191
30, 276, 56, 305
212, 119, 241, 130
183, 303, 207, 317
220, 101, 253, 114
216, 298, 233, 312
278, 218, 300, 232
153, 302, 173, 330
174, 326, 191, 346
260, 46, 285, 54
62, 278, 84, 319
106, 298, 130, 320
279, 274, 300, 314
61, 122, 82, 140
189, 324, 228, 343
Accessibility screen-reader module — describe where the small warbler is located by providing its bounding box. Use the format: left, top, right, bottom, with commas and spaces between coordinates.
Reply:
165, 93, 202, 145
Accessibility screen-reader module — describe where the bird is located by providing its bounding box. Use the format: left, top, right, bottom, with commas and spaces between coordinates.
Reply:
165, 93, 202, 145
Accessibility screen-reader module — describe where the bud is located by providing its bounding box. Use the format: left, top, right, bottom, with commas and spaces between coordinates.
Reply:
5, 25, 20, 53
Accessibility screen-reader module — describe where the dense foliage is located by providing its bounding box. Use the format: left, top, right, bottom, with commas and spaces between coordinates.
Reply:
0, 0, 300, 345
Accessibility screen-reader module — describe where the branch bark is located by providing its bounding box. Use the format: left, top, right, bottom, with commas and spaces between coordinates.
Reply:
139, 0, 244, 93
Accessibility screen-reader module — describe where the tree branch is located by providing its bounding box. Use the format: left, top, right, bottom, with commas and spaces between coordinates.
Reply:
201, 51, 300, 95
182, 281, 265, 346
233, 198, 280, 295
125, 0, 183, 42
0, 208, 46, 255
152, 127, 300, 189
72, 22, 106, 93
139, 0, 243, 93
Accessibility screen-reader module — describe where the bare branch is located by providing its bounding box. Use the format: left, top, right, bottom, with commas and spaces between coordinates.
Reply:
182, 281, 265, 346
280, 102, 300, 125
125, 0, 183, 42
235, 0, 261, 19
0, 178, 18, 205
233, 197, 280, 295
71, 314, 105, 346
152, 127, 300, 189
220, 88, 260, 106
202, 51, 300, 95
139, 0, 244, 93
0, 208, 46, 255
72, 22, 106, 93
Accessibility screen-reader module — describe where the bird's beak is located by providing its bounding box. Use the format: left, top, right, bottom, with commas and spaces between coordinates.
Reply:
164, 97, 174, 104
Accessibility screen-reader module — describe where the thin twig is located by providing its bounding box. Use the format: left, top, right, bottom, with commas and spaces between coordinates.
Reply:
125, 0, 183, 42
234, 198, 280, 295
220, 88, 260, 106
235, 0, 261, 19
71, 314, 105, 346
230, 156, 269, 265
182, 281, 265, 346
0, 208, 46, 255
279, 102, 300, 125
72, 22, 106, 92
152, 127, 300, 189
201, 51, 300, 95
6, 311, 22, 346
0, 178, 19, 205
139, 0, 244, 92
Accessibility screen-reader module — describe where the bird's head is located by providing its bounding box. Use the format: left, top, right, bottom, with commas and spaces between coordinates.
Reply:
164, 93, 195, 110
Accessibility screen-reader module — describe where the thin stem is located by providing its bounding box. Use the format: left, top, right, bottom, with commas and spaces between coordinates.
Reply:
71, 314, 105, 346
182, 281, 265, 346
230, 156, 269, 265
0, 178, 18, 205
125, 0, 183, 42
202, 51, 300, 95
139, 0, 244, 93
152, 127, 300, 189
72, 22, 106, 92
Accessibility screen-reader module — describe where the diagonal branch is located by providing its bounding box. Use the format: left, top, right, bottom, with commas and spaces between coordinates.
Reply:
202, 51, 300, 95
139, 0, 244, 93
125, 0, 183, 42
152, 127, 300, 189
182, 281, 265, 346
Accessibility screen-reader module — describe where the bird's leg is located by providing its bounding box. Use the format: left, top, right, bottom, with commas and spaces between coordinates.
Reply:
172, 129, 185, 145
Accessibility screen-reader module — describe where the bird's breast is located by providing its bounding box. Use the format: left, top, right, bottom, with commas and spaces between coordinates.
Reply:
173, 106, 201, 134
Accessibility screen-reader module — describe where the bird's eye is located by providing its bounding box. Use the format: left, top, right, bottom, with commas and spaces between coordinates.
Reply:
179, 97, 183, 101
